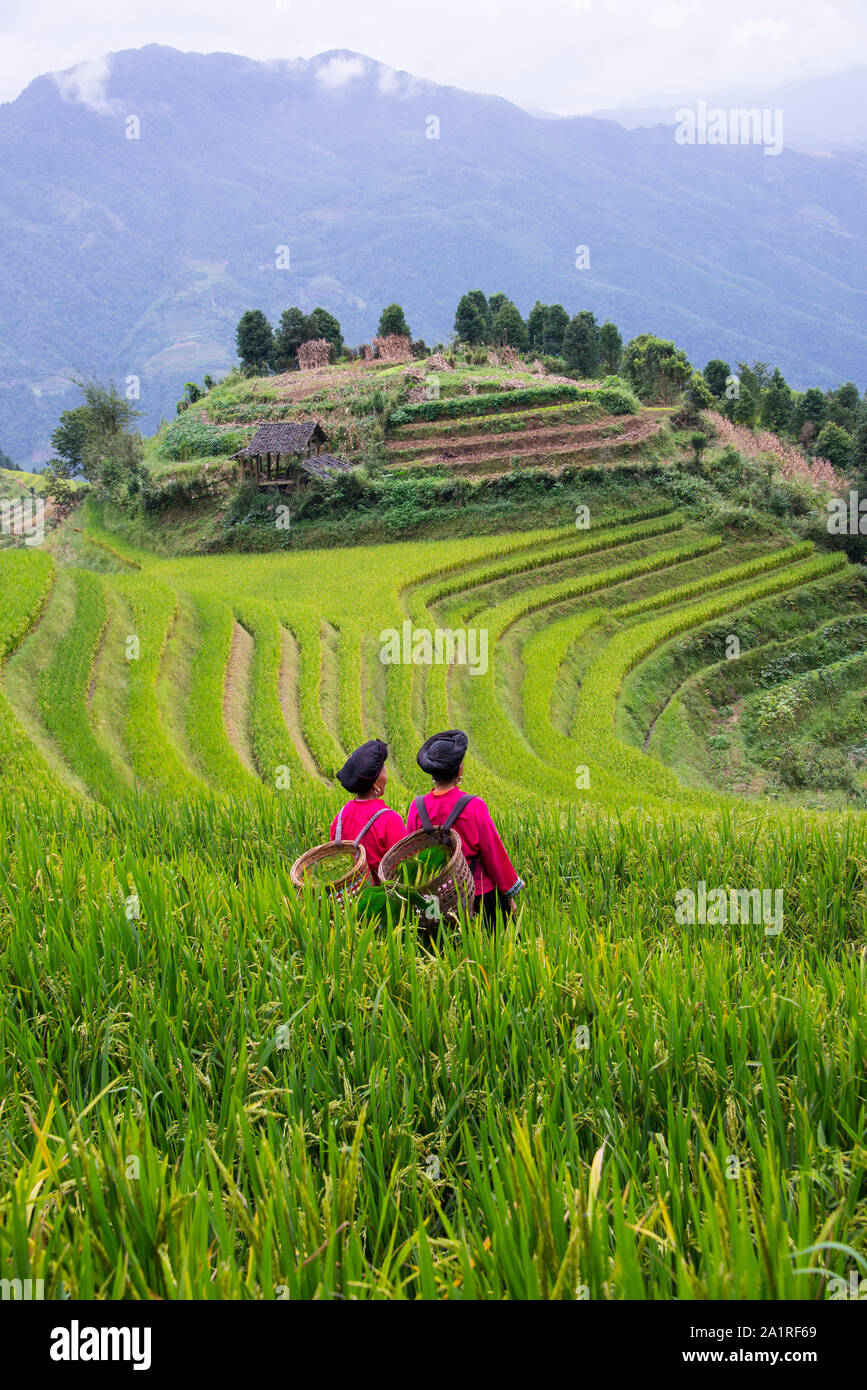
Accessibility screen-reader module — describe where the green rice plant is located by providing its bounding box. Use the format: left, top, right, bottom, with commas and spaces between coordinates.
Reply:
382, 637, 428, 797
420, 508, 681, 604
470, 535, 723, 637
574, 552, 848, 801
616, 541, 815, 619
234, 598, 313, 790
112, 572, 197, 796
34, 568, 130, 802
80, 498, 143, 569
0, 547, 56, 655
281, 614, 346, 781
336, 620, 366, 753
457, 539, 724, 803
407, 532, 722, 806
2, 492, 866, 1300
182, 592, 262, 797
403, 524, 582, 593
0, 548, 64, 795
520, 609, 604, 773
0, 789, 864, 1298
1, 514, 853, 822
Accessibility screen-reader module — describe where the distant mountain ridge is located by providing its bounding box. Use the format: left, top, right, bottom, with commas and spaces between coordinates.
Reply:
1, 45, 866, 461
591, 67, 867, 151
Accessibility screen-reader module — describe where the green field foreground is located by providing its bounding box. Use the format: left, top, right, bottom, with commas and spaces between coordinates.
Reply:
1, 503, 865, 1299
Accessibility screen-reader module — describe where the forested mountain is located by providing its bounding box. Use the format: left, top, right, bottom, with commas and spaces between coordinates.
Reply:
1, 44, 865, 459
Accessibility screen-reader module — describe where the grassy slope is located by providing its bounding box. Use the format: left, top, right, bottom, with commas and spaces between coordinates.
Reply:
1, 785, 864, 1299
1, 362, 865, 1302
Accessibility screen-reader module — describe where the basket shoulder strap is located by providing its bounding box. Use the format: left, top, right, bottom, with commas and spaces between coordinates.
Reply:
335, 808, 344, 842
414, 794, 434, 833
353, 806, 389, 847
443, 794, 475, 832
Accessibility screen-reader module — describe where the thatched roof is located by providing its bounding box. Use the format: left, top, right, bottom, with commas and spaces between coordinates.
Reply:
237, 421, 326, 458
298, 454, 355, 481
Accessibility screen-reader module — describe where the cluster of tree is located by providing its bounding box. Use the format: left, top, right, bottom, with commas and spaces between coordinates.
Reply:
453, 291, 623, 377
235, 303, 422, 373
0, 444, 19, 471
46, 379, 145, 504
454, 291, 529, 351
563, 313, 623, 377
701, 359, 867, 470
623, 335, 694, 406
531, 304, 622, 377
236, 306, 345, 374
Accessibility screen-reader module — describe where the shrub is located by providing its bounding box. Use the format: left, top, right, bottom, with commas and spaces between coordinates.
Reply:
143, 465, 233, 511
157, 417, 249, 461
690, 431, 709, 464
596, 381, 640, 415
777, 742, 858, 794
388, 384, 588, 426
686, 370, 714, 412
540, 355, 566, 374
706, 502, 761, 534
815, 422, 855, 471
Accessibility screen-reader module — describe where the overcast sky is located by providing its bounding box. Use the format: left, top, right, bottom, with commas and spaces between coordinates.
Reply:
2, 0, 866, 112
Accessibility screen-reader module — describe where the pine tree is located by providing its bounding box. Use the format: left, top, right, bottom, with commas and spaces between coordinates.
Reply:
527, 301, 549, 352
273, 308, 310, 370
598, 321, 623, 375
490, 299, 528, 351
703, 359, 731, 399
236, 310, 274, 372
760, 368, 793, 433
543, 305, 570, 357
377, 304, 411, 339
454, 291, 490, 345
563, 312, 600, 375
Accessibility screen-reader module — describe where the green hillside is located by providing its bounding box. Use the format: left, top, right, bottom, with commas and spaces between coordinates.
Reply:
1, 342, 865, 1302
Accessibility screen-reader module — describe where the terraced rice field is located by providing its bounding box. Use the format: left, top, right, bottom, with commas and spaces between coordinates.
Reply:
385, 403, 669, 477
1, 497, 865, 1300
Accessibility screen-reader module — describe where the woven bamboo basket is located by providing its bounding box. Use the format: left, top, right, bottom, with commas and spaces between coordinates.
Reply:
378, 827, 474, 923
290, 841, 372, 904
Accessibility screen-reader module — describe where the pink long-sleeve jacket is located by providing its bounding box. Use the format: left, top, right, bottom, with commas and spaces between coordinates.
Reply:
406, 788, 523, 899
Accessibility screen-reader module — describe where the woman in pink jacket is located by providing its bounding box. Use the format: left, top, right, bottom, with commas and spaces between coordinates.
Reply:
330, 739, 406, 884
406, 729, 524, 924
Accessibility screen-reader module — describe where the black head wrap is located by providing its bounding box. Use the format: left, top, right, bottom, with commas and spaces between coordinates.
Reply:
337, 739, 388, 794
417, 729, 468, 781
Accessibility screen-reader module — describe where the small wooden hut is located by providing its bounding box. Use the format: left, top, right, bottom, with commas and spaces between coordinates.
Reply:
235, 421, 351, 485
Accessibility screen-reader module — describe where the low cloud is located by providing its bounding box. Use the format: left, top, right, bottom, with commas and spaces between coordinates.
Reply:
377, 65, 399, 95
52, 53, 121, 115
376, 64, 426, 97
315, 54, 366, 88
